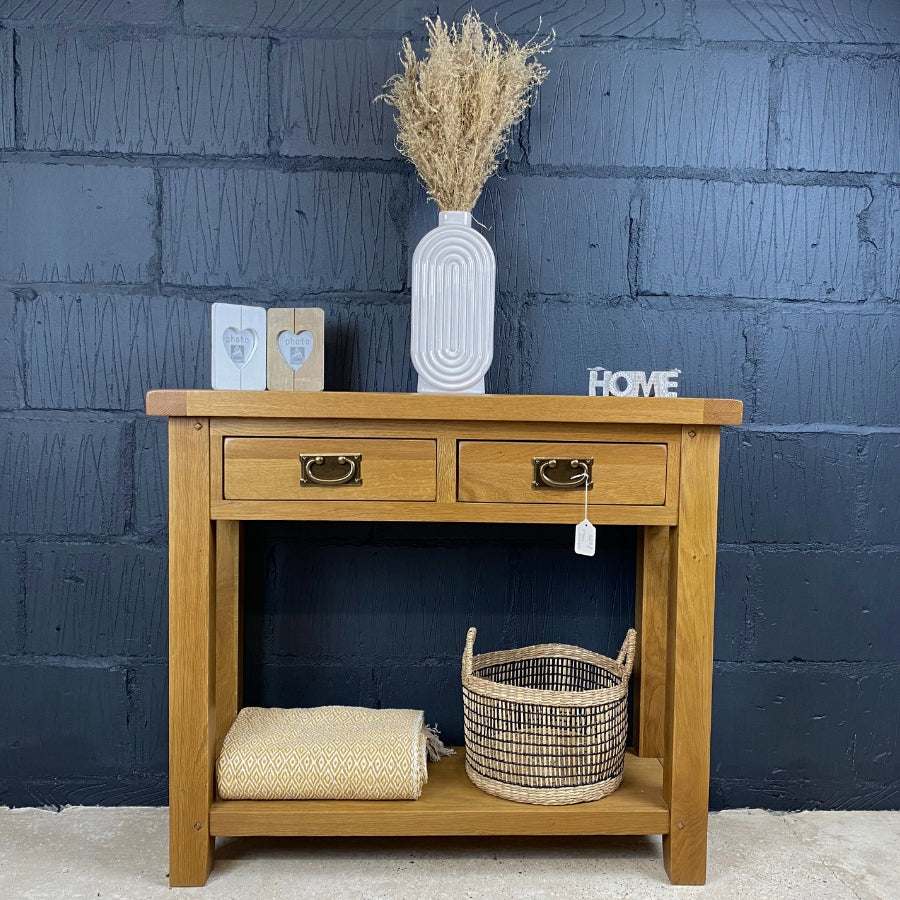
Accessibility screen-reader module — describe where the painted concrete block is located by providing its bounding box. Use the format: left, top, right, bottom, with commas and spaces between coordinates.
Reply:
21, 293, 208, 410
184, 0, 433, 31
0, 416, 128, 536
134, 417, 167, 535
718, 430, 859, 544
530, 48, 767, 168
711, 668, 864, 782
163, 168, 407, 291
277, 39, 400, 158
854, 670, 898, 782
458, 177, 633, 296
129, 663, 167, 773
0, 664, 130, 777
445, 0, 683, 37
316, 297, 414, 393
859, 435, 900, 544
1, 0, 174, 23
19, 33, 268, 155
695, 0, 900, 42
641, 180, 874, 301
24, 543, 167, 657
0, 774, 168, 808
753, 550, 900, 662
0, 543, 22, 654
777, 58, 900, 174
0, 163, 155, 284
380, 664, 466, 744
881, 186, 900, 300
754, 309, 900, 426
244, 665, 381, 713
0, 290, 17, 408
501, 296, 750, 399
0, 29, 12, 148
714, 547, 755, 663
252, 523, 634, 665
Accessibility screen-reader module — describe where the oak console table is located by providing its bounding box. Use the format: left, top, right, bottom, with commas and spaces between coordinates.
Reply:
145, 391, 742, 887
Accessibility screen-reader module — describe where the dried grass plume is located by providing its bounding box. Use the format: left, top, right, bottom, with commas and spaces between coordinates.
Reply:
377, 12, 552, 212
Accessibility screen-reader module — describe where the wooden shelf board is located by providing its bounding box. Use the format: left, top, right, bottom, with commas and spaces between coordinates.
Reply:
209, 750, 669, 838
147, 390, 743, 426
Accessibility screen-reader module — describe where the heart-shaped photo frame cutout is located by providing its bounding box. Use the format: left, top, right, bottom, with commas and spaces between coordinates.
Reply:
278, 330, 314, 371
222, 327, 258, 369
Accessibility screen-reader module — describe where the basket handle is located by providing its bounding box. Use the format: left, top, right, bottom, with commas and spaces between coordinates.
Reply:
616, 628, 637, 679
462, 627, 477, 677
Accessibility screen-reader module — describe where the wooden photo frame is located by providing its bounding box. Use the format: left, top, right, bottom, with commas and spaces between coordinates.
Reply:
267, 308, 325, 391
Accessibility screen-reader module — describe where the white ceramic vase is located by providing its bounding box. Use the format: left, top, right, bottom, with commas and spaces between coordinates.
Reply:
410, 211, 496, 394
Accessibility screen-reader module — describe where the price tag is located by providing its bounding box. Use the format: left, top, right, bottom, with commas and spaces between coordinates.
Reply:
574, 479, 596, 556
575, 518, 596, 556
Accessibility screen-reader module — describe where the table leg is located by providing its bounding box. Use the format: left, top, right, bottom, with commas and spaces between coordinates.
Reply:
215, 520, 243, 754
662, 426, 720, 885
635, 525, 669, 759
168, 418, 215, 887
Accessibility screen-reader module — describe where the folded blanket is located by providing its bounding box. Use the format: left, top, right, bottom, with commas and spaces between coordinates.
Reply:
216, 706, 453, 800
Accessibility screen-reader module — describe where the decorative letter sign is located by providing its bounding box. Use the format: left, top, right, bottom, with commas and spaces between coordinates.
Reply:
267, 308, 325, 391
211, 303, 267, 390
588, 366, 681, 398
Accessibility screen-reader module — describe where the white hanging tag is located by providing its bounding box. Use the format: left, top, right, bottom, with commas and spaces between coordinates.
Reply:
574, 479, 596, 556
575, 519, 596, 556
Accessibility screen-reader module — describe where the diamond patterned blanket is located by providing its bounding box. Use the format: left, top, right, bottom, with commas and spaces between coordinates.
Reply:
216, 706, 451, 800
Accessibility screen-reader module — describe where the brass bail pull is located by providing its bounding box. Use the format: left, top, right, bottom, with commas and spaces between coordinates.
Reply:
532, 457, 594, 490
300, 454, 362, 486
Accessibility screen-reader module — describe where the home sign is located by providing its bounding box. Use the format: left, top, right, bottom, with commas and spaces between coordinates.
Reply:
588, 366, 681, 398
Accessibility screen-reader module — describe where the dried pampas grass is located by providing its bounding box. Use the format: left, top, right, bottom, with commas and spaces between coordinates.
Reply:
377, 12, 552, 212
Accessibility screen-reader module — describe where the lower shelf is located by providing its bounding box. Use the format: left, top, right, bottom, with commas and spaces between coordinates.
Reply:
209, 749, 669, 837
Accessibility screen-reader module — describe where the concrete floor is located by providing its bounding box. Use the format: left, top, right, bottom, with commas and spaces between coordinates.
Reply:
0, 807, 897, 899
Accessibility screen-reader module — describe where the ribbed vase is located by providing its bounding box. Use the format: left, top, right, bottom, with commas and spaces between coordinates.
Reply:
410, 211, 496, 394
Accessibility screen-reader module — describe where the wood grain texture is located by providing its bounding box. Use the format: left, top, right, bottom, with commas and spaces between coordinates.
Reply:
210, 498, 679, 526
663, 426, 721, 885
457, 441, 668, 506
209, 750, 669, 836
635, 525, 670, 759
167, 418, 215, 887
266, 308, 325, 391
223, 437, 436, 501
146, 391, 743, 425
215, 520, 242, 755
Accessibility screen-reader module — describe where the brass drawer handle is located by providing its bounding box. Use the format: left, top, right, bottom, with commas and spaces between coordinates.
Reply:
532, 457, 593, 490
300, 454, 362, 486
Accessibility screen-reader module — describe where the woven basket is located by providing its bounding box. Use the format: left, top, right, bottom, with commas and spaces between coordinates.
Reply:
461, 627, 637, 805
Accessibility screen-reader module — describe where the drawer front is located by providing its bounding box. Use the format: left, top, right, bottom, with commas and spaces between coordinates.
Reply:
224, 438, 437, 501
458, 441, 668, 505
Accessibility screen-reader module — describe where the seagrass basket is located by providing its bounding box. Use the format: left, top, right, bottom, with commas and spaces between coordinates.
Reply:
461, 627, 637, 805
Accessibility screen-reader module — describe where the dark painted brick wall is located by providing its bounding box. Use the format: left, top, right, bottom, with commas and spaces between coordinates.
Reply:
0, 0, 897, 811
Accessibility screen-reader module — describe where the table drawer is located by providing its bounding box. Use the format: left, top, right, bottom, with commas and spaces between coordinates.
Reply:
457, 441, 668, 505
224, 438, 437, 501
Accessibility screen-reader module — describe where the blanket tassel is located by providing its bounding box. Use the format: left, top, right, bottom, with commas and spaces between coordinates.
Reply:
424, 724, 455, 761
